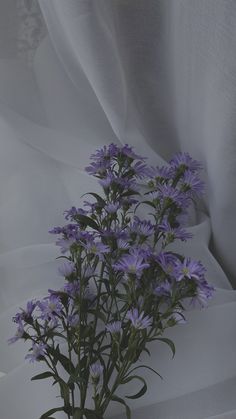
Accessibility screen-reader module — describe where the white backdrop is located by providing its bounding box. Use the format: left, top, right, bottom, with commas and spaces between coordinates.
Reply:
0, 1, 236, 418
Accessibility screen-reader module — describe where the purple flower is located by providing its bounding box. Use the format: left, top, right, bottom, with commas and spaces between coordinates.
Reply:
190, 281, 214, 308
90, 362, 104, 381
130, 217, 154, 238
38, 295, 63, 321
131, 161, 150, 179
63, 280, 80, 298
113, 252, 150, 277
119, 144, 146, 161
58, 261, 76, 277
158, 184, 188, 208
8, 320, 25, 344
171, 311, 186, 324
25, 342, 47, 363
181, 170, 205, 196
64, 206, 88, 221
169, 152, 202, 172
174, 258, 206, 282
127, 308, 152, 330
154, 281, 171, 297
13, 300, 37, 324
104, 202, 120, 214
56, 237, 76, 254
98, 174, 114, 189
68, 313, 80, 327
159, 219, 193, 242
85, 160, 111, 176
156, 252, 178, 276
149, 165, 173, 180
90, 144, 119, 162
83, 240, 110, 256
106, 321, 122, 334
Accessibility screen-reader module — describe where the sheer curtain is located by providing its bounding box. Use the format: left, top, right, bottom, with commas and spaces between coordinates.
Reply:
0, 1, 235, 418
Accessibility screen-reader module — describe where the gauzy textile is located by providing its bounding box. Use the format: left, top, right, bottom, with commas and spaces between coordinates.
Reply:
0, 1, 235, 418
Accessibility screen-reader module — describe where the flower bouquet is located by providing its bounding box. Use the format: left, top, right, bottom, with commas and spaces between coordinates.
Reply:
9, 144, 214, 419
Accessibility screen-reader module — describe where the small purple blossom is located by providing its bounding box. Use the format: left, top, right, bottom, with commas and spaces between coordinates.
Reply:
63, 280, 80, 298
68, 314, 80, 327
169, 152, 202, 172
159, 219, 193, 242
171, 311, 186, 324
104, 202, 120, 214
156, 252, 178, 276
113, 252, 149, 277
64, 206, 88, 221
106, 321, 122, 334
56, 237, 76, 254
83, 240, 110, 256
127, 308, 152, 330
25, 342, 47, 363
8, 320, 25, 344
191, 281, 214, 308
154, 281, 171, 297
119, 144, 146, 161
38, 295, 63, 321
58, 261, 76, 277
174, 258, 206, 282
130, 217, 154, 238
181, 170, 205, 196
89, 362, 104, 381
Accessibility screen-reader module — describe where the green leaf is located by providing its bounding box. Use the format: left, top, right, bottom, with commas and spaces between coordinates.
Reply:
81, 192, 106, 207
57, 352, 75, 374
31, 371, 54, 381
75, 214, 99, 231
125, 364, 163, 380
110, 395, 131, 419
122, 375, 147, 399
154, 337, 176, 358
40, 407, 65, 418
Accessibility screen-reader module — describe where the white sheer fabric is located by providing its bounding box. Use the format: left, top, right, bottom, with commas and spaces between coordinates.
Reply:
0, 1, 235, 418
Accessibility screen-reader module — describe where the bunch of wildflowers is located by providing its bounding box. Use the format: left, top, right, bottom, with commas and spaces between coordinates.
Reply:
9, 144, 214, 419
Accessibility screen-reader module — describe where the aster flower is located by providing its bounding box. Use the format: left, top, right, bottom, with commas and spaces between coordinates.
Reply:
174, 258, 206, 282
98, 174, 114, 189
169, 152, 202, 172
56, 237, 76, 254
190, 281, 214, 308
159, 219, 193, 243
154, 281, 171, 297
131, 161, 151, 179
58, 261, 76, 277
83, 240, 110, 256
38, 295, 63, 321
119, 144, 146, 161
127, 308, 152, 330
148, 165, 173, 181
171, 311, 186, 324
104, 202, 120, 214
158, 184, 188, 208
156, 252, 178, 276
25, 342, 47, 363
89, 362, 104, 382
106, 321, 122, 334
130, 217, 154, 238
90, 144, 119, 162
8, 320, 25, 344
180, 170, 205, 196
63, 280, 80, 298
67, 314, 80, 327
85, 160, 111, 176
113, 252, 149, 277
64, 206, 88, 221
